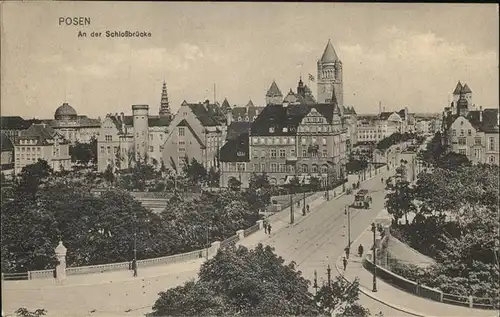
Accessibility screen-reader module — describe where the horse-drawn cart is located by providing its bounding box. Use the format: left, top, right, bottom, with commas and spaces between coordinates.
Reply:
352, 189, 372, 209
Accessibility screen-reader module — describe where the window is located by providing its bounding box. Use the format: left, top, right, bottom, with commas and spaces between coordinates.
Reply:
322, 138, 327, 145
279, 149, 286, 158
100, 146, 104, 154
270, 149, 277, 158
321, 165, 328, 173
312, 151, 318, 157
301, 164, 308, 173
273, 138, 279, 145
475, 138, 482, 145
489, 156, 495, 164
279, 164, 286, 172
237, 163, 245, 171
253, 164, 259, 172
149, 146, 154, 152
459, 149, 466, 155
489, 137, 495, 151
287, 164, 294, 173
289, 137, 294, 144
460, 129, 464, 136
107, 146, 111, 154
149, 134, 153, 140
269, 127, 275, 133
301, 138, 306, 145
270, 163, 277, 172
178, 147, 186, 152
179, 141, 186, 145
261, 163, 265, 172
458, 137, 466, 146
302, 149, 307, 157
290, 149, 295, 157
311, 165, 318, 173
322, 149, 327, 157
468, 129, 472, 136
253, 137, 258, 144
452, 129, 456, 136
261, 150, 266, 158
178, 127, 185, 136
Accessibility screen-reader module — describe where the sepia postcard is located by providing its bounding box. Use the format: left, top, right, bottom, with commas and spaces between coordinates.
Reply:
1, 2, 499, 317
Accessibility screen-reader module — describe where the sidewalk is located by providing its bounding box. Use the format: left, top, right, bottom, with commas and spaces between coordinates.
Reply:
335, 221, 497, 317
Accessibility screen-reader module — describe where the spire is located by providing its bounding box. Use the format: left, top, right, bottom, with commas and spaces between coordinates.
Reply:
462, 83, 472, 94
266, 81, 283, 97
453, 81, 463, 95
246, 99, 254, 108
221, 98, 231, 114
159, 81, 172, 118
320, 39, 339, 63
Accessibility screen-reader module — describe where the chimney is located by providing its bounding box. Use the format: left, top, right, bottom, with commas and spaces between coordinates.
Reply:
379, 101, 382, 114
479, 106, 483, 122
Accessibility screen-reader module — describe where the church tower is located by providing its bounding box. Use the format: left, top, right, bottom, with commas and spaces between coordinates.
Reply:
266, 81, 283, 105
159, 81, 172, 119
317, 39, 343, 105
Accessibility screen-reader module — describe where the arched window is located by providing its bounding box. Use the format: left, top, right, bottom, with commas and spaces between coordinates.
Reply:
321, 164, 328, 174
301, 164, 308, 173
311, 164, 318, 173
489, 156, 496, 164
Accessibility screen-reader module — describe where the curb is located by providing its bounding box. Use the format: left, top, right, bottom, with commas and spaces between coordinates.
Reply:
333, 223, 429, 317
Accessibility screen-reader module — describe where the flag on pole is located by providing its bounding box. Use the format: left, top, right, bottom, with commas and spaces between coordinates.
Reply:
308, 74, 315, 82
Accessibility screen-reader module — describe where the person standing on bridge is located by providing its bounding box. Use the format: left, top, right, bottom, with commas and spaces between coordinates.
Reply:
263, 220, 268, 234
344, 246, 350, 259
267, 223, 272, 235
132, 259, 137, 277
358, 244, 364, 257
342, 257, 348, 271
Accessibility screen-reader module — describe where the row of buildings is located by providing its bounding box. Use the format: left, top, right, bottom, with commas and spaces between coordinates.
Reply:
441, 82, 499, 164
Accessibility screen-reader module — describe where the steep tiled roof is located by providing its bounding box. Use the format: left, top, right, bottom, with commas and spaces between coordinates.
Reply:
462, 83, 472, 94
1, 116, 42, 130
320, 39, 339, 63
283, 90, 299, 103
231, 106, 265, 120
266, 81, 283, 97
468, 109, 499, 133
15, 124, 68, 145
453, 81, 463, 95
343, 106, 357, 115
148, 116, 172, 127
246, 100, 255, 108
219, 134, 249, 162
220, 98, 231, 114
1, 132, 13, 151
250, 103, 338, 136
177, 119, 206, 148
226, 122, 252, 141
186, 102, 223, 127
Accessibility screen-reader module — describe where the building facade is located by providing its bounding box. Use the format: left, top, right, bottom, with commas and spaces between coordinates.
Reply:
13, 124, 71, 174
1, 132, 14, 177
162, 100, 227, 171
442, 82, 499, 165
46, 103, 101, 143
317, 39, 343, 105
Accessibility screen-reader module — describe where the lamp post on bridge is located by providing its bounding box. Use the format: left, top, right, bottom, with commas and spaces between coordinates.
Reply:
345, 206, 351, 247
286, 157, 298, 224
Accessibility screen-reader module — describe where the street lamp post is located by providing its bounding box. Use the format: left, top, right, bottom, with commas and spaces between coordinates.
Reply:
371, 222, 378, 292
286, 158, 298, 225
345, 206, 351, 247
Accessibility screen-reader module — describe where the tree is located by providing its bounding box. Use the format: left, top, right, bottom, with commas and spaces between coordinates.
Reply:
227, 176, 241, 191
182, 156, 208, 186
103, 164, 115, 186
69, 141, 94, 165
385, 180, 416, 224
435, 152, 471, 170
315, 277, 369, 317
151, 244, 320, 316
207, 166, 220, 187
14, 159, 53, 200
309, 176, 321, 191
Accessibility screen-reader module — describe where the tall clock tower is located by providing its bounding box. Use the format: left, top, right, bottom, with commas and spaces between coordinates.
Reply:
317, 39, 343, 105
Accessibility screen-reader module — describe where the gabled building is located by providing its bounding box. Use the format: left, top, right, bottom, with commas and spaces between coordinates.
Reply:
220, 87, 348, 188
46, 103, 101, 143
442, 82, 499, 164
161, 99, 227, 171
1, 116, 42, 137
231, 99, 265, 123
13, 123, 71, 174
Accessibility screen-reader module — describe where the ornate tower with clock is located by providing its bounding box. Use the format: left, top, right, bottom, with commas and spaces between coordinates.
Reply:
317, 39, 343, 105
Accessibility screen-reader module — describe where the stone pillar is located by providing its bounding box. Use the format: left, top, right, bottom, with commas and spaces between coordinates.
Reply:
257, 220, 264, 229
468, 295, 473, 308
54, 241, 67, 284
236, 229, 244, 240
211, 241, 221, 254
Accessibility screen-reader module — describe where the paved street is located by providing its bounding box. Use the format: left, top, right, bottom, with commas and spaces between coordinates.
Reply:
4, 166, 408, 317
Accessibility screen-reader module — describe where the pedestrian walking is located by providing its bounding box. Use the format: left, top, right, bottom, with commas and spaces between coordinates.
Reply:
264, 220, 268, 234
344, 246, 350, 259
342, 257, 348, 270
358, 244, 364, 257
132, 259, 137, 277
381, 177, 384, 183
267, 223, 272, 235
306, 205, 310, 213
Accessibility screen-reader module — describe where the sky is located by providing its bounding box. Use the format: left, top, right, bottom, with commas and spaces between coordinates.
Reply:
1, 2, 498, 119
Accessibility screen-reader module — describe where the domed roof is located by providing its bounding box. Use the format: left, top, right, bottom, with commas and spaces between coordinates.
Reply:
55, 103, 77, 120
